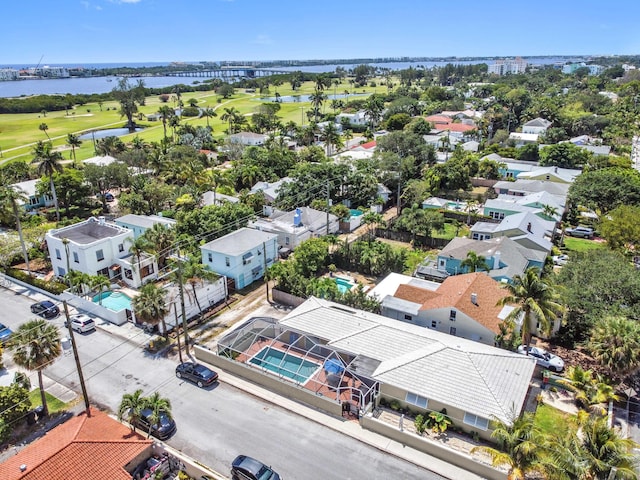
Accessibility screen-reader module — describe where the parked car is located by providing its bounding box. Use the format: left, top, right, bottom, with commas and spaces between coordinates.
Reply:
30, 300, 60, 319
134, 407, 176, 440
98, 192, 115, 202
517, 345, 564, 372
565, 226, 594, 238
175, 362, 218, 388
0, 322, 13, 344
231, 455, 281, 480
552, 254, 569, 266
67, 314, 96, 333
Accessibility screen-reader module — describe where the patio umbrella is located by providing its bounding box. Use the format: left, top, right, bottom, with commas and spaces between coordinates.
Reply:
324, 358, 344, 375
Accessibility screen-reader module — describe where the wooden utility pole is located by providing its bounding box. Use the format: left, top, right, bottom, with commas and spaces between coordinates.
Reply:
173, 302, 183, 363
62, 301, 91, 416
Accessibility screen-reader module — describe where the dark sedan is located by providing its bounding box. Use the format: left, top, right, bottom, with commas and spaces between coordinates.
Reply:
175, 362, 218, 388
30, 300, 60, 319
231, 455, 281, 480
134, 407, 176, 440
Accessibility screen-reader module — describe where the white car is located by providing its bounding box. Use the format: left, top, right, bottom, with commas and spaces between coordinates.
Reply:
552, 254, 569, 266
68, 314, 96, 333
517, 345, 564, 372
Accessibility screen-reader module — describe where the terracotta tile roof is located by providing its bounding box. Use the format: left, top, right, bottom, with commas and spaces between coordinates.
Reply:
418, 273, 512, 334
0, 408, 152, 480
359, 140, 377, 150
394, 284, 439, 304
437, 123, 476, 133
424, 115, 452, 124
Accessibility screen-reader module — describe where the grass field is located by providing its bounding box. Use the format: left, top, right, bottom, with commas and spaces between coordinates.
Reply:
562, 236, 605, 253
534, 404, 573, 438
0, 78, 389, 166
29, 389, 69, 414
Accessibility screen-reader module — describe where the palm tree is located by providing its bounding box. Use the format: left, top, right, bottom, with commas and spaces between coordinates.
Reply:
142, 223, 176, 270
497, 267, 565, 350
0, 183, 31, 275
471, 413, 545, 480
65, 270, 91, 295
127, 236, 150, 275
201, 107, 217, 128
589, 315, 640, 377
321, 122, 343, 156
541, 204, 558, 221
157, 106, 174, 143
460, 251, 491, 273
39, 122, 50, 140
182, 257, 218, 317
132, 283, 168, 336
118, 388, 146, 433
90, 274, 111, 305
362, 211, 383, 241
363, 94, 384, 131
11, 319, 62, 417
221, 107, 241, 134
198, 169, 232, 204
66, 133, 82, 164
464, 199, 479, 225
32, 140, 63, 222
142, 391, 172, 439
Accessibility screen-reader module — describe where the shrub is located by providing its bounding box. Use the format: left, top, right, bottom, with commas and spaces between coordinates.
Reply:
181, 106, 199, 117
414, 414, 427, 435
389, 399, 401, 411
6, 268, 67, 294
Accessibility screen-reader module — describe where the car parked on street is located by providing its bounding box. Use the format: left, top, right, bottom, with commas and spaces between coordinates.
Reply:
134, 408, 176, 440
565, 226, 594, 238
175, 362, 218, 388
231, 455, 281, 480
67, 314, 96, 333
30, 300, 60, 319
552, 254, 569, 266
0, 322, 13, 344
517, 345, 565, 372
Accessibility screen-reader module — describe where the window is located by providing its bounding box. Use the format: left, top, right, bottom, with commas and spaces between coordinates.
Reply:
208, 253, 213, 263
57, 267, 65, 276
73, 252, 79, 263
96, 249, 105, 262
450, 326, 457, 335
449, 310, 456, 321
55, 249, 61, 260
404, 314, 412, 321
225, 256, 230, 267
118, 243, 124, 253
438, 259, 446, 268
463, 412, 489, 431
431, 320, 437, 328
405, 392, 428, 409
242, 252, 253, 265
285, 237, 290, 246
124, 269, 133, 280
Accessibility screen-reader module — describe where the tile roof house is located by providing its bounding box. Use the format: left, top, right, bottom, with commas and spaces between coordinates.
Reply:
377, 272, 514, 346
522, 117, 552, 135
250, 206, 339, 250
200, 227, 278, 289
437, 236, 547, 283
0, 408, 152, 480
278, 297, 536, 439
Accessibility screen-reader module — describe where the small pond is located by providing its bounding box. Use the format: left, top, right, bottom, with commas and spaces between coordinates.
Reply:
79, 127, 143, 141
255, 93, 367, 103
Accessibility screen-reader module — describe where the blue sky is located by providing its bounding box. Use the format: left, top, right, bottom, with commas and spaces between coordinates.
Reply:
2, 0, 639, 65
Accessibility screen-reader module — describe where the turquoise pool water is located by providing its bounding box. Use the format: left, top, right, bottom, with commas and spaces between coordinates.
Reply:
334, 277, 355, 294
93, 291, 132, 312
349, 209, 363, 217
249, 347, 320, 384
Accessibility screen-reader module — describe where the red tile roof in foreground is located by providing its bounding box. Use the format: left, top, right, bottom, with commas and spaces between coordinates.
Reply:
354, 140, 377, 150
0, 408, 152, 480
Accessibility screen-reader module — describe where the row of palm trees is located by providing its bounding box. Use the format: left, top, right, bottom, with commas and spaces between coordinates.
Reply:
117, 388, 172, 438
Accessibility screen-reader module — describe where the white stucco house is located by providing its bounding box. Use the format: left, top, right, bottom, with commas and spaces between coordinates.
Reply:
229, 132, 268, 146
200, 227, 278, 290
114, 214, 177, 239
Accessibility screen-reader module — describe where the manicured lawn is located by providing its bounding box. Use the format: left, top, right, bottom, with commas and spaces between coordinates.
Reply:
534, 404, 574, 438
562, 237, 605, 253
434, 221, 470, 240
29, 389, 69, 414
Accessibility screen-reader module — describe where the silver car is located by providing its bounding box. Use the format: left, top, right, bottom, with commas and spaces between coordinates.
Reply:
517, 345, 564, 372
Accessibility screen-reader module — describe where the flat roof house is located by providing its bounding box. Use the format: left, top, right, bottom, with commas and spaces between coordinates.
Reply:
200, 227, 278, 290
229, 131, 268, 146
114, 214, 177, 239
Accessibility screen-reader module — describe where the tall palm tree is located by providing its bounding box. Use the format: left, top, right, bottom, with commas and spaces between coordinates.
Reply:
132, 283, 168, 336
66, 133, 82, 164
90, 274, 111, 305
497, 267, 565, 350
461, 251, 491, 273
198, 169, 232, 204
39, 122, 50, 140
65, 270, 91, 295
471, 413, 545, 480
157, 106, 174, 143
127, 236, 150, 275
182, 257, 218, 317
142, 392, 172, 439
221, 107, 241, 134
0, 183, 31, 275
32, 141, 63, 222
321, 122, 343, 156
201, 107, 217, 128
142, 223, 176, 270
118, 388, 146, 433
11, 319, 62, 417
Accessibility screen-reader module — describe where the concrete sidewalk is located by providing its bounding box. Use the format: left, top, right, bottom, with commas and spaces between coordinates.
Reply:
218, 370, 487, 480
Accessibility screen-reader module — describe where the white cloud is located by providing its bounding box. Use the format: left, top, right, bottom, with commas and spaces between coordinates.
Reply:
252, 34, 273, 45
95, 5, 102, 9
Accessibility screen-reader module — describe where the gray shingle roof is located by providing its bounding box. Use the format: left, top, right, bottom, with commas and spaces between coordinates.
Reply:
280, 297, 536, 423
115, 214, 176, 230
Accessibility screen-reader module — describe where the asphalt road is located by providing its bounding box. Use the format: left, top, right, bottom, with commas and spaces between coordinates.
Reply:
1, 288, 444, 480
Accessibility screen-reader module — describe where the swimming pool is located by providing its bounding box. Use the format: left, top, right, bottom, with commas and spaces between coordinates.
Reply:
249, 347, 320, 384
334, 277, 355, 294
349, 209, 363, 217
93, 291, 132, 312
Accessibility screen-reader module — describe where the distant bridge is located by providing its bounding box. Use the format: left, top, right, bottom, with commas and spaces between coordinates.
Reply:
166, 67, 290, 79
